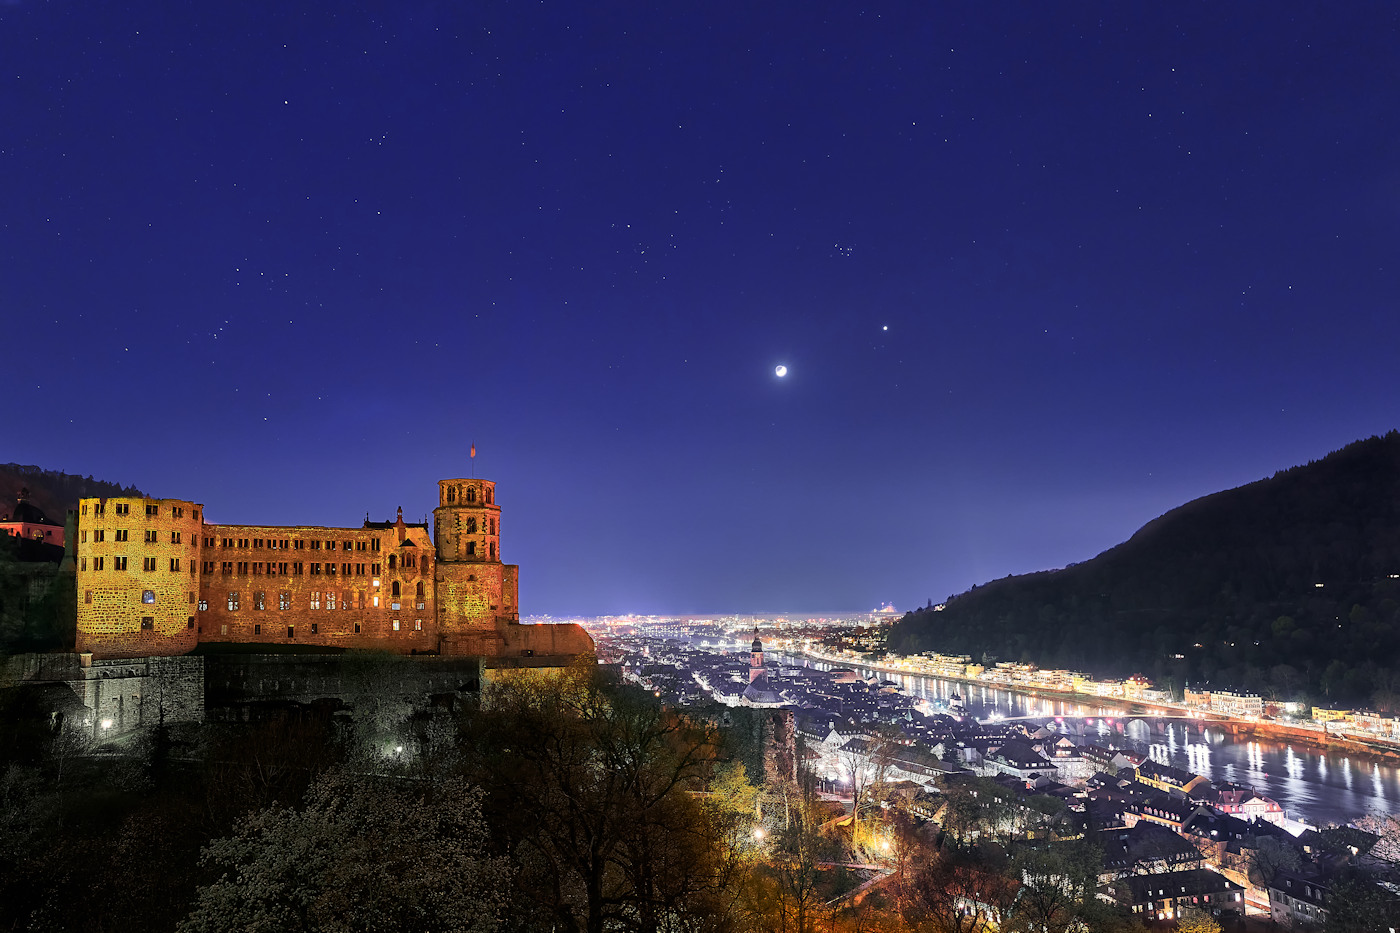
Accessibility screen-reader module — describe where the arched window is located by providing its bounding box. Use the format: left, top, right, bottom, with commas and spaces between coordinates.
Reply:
388, 555, 397, 570
447, 486, 456, 503
466, 517, 477, 534
416, 581, 425, 597
486, 488, 493, 504
392, 581, 401, 596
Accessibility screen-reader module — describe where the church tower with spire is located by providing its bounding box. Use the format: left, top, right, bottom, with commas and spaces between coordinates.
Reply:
750, 627, 764, 684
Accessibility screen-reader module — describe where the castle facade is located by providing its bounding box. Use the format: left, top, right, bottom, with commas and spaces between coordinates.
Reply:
74, 477, 592, 661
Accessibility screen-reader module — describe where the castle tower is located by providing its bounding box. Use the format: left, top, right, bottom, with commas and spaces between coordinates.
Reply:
433, 478, 517, 655
76, 496, 204, 659
750, 627, 764, 684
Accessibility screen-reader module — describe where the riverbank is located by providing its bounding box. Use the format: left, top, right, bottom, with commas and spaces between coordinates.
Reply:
795, 651, 1400, 763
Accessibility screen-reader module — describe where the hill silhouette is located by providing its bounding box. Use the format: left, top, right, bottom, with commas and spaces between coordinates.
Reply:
888, 433, 1400, 710
0, 464, 145, 526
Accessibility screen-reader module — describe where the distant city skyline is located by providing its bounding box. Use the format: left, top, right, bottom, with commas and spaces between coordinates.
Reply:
4, 4, 1398, 615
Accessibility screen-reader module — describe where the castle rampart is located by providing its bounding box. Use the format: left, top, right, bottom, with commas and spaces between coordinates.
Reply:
72, 477, 592, 663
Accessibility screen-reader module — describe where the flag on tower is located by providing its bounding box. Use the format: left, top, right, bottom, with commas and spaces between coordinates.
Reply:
470, 443, 476, 459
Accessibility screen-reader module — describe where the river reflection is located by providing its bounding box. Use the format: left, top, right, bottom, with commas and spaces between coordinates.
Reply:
790, 655, 1396, 826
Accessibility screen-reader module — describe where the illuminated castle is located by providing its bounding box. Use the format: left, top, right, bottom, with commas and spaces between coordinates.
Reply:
73, 477, 593, 662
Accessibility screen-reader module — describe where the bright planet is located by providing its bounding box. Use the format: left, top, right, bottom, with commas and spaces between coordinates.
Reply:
774, 365, 788, 378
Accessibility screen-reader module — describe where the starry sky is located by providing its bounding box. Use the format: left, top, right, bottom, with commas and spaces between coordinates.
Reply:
4, 3, 1399, 615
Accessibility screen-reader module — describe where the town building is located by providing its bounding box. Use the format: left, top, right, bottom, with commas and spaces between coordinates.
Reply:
0, 488, 65, 546
73, 477, 592, 662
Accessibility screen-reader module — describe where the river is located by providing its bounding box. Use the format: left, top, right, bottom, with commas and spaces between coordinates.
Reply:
789, 655, 1398, 827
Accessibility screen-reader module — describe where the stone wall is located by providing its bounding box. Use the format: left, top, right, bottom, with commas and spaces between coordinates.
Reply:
75, 497, 203, 658
196, 518, 438, 653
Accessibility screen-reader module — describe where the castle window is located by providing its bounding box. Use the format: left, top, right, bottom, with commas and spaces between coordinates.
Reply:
354, 622, 361, 634
414, 619, 422, 631
447, 486, 456, 503
253, 624, 261, 635
466, 542, 476, 556
81, 531, 87, 543
193, 510, 199, 521
467, 486, 476, 503
279, 591, 290, 610
356, 563, 365, 575
141, 617, 154, 630
253, 592, 265, 611
188, 617, 195, 628
356, 541, 367, 551
391, 601, 401, 611
141, 557, 156, 572
326, 562, 337, 576
310, 591, 321, 610
490, 543, 496, 559
228, 592, 239, 611
220, 623, 228, 635
371, 539, 379, 551
115, 503, 129, 516
341, 591, 350, 610
85, 590, 92, 604
145, 504, 158, 517
81, 504, 87, 515
326, 592, 337, 610
466, 517, 477, 534
416, 581, 425, 597
80, 558, 86, 571
310, 562, 321, 575
145, 530, 158, 543
372, 563, 381, 575
294, 539, 304, 549
287, 626, 295, 639
311, 622, 317, 634
310, 540, 320, 550
115, 529, 128, 542
372, 595, 380, 608
343, 541, 353, 551
292, 562, 303, 575
94, 503, 104, 516
486, 488, 493, 504
198, 600, 208, 611
172, 507, 184, 518
169, 558, 180, 572
491, 519, 496, 534
221, 561, 233, 574
391, 581, 401, 597
171, 531, 182, 544
358, 592, 365, 609
237, 561, 248, 574
388, 555, 396, 570
114, 556, 127, 570
392, 620, 400, 631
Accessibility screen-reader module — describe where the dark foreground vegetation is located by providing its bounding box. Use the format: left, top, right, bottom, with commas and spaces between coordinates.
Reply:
0, 661, 1186, 933
891, 433, 1400, 709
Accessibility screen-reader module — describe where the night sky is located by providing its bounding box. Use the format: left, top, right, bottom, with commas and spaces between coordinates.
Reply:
4, 4, 1398, 615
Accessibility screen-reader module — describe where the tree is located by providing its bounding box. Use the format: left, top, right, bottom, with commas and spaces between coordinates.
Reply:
179, 768, 510, 933
1246, 834, 1302, 888
1175, 906, 1221, 933
462, 661, 727, 933
897, 846, 1018, 933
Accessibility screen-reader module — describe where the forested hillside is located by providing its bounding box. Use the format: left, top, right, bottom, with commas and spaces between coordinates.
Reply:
889, 433, 1400, 710
0, 464, 144, 522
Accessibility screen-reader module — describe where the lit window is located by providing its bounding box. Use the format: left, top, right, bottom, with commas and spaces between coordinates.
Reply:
141, 616, 154, 630
228, 591, 239, 611
310, 591, 321, 610
254, 592, 265, 611
392, 620, 400, 631
84, 590, 93, 604
326, 592, 337, 610
198, 599, 208, 611
414, 619, 422, 631
372, 595, 380, 608
142, 590, 156, 604
279, 591, 291, 610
